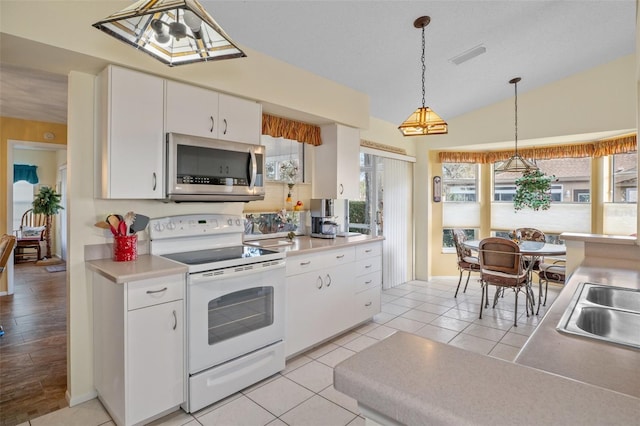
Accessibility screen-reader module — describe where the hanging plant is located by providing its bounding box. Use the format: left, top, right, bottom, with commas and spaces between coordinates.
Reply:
514, 169, 554, 211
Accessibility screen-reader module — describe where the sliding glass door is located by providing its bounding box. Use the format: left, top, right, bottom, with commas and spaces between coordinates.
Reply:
350, 152, 413, 288
349, 153, 384, 236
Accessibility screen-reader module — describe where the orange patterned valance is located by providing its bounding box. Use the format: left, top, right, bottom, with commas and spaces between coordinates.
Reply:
262, 114, 322, 146
438, 133, 637, 163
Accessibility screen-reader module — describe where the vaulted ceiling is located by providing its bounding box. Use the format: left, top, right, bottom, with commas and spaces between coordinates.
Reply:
0, 1, 635, 128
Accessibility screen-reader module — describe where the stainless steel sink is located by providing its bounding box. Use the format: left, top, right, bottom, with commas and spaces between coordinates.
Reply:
585, 286, 640, 313
558, 283, 640, 350
574, 307, 640, 348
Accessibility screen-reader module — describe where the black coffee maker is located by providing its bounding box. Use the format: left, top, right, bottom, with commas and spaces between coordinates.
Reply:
310, 199, 338, 239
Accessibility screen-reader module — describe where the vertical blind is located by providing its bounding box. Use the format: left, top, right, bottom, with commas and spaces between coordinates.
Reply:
382, 157, 413, 289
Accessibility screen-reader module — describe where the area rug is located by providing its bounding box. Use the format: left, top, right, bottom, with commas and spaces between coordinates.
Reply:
45, 265, 66, 273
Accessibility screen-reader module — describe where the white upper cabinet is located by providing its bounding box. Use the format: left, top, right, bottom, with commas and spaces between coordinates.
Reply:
165, 81, 262, 144
165, 80, 219, 138
95, 65, 165, 199
313, 123, 361, 199
218, 93, 262, 145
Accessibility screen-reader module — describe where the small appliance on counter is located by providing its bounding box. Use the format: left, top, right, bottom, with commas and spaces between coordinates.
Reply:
310, 199, 339, 239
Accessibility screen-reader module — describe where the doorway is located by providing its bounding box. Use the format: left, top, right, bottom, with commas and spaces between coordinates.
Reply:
7, 141, 67, 293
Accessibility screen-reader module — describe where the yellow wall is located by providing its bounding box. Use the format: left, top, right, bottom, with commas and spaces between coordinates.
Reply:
1, 117, 67, 292
415, 55, 637, 279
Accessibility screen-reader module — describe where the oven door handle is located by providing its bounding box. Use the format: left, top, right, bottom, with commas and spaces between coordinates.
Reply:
189, 262, 285, 283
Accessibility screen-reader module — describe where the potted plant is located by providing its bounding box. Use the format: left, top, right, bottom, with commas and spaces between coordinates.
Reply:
514, 169, 554, 211
32, 186, 64, 260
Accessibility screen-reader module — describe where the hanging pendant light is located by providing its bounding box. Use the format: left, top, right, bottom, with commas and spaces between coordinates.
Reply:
93, 0, 246, 67
495, 77, 538, 173
399, 16, 448, 136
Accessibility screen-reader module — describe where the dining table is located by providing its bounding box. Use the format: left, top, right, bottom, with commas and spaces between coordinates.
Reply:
462, 239, 567, 313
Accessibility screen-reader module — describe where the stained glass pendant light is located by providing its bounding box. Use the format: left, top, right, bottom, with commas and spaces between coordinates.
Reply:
399, 16, 448, 136
495, 77, 538, 173
93, 0, 246, 67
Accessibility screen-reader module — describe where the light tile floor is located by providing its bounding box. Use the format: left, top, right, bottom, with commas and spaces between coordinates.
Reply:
18, 276, 561, 426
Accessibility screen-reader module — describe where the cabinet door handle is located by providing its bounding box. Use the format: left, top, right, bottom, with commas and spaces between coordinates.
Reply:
364, 249, 373, 253
316, 276, 323, 289
365, 302, 372, 307
146, 287, 168, 294
300, 261, 311, 266
365, 264, 372, 269
223, 118, 228, 135
172, 310, 177, 330
365, 280, 373, 284
152, 172, 157, 191
325, 274, 332, 287
339, 183, 344, 195
336, 254, 344, 259
210, 116, 214, 133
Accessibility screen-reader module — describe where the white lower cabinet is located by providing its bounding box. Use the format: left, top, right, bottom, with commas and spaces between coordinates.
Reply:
93, 274, 185, 426
285, 242, 382, 357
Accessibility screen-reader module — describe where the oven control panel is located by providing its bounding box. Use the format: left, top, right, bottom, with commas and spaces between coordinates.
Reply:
149, 214, 244, 240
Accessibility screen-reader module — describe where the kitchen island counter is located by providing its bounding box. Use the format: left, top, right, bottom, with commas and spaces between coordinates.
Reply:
334, 265, 640, 425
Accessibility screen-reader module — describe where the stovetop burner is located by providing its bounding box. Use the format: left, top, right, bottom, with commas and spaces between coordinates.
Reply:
161, 245, 278, 266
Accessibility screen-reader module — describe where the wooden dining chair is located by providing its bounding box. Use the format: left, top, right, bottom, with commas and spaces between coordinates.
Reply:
452, 229, 480, 297
15, 209, 47, 263
478, 237, 532, 327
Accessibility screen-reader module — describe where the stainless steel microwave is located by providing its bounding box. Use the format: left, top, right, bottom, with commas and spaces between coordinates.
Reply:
166, 133, 265, 202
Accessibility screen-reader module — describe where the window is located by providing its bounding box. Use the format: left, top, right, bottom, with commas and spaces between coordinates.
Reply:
261, 135, 304, 183
443, 228, 477, 249
494, 157, 591, 204
13, 181, 34, 231
611, 151, 637, 203
442, 163, 477, 202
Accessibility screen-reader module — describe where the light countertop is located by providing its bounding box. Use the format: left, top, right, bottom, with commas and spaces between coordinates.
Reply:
515, 265, 640, 398
245, 235, 384, 256
86, 255, 187, 283
86, 235, 381, 283
334, 265, 640, 425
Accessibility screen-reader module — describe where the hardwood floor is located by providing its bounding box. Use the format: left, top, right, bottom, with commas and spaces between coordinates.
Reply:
0, 262, 67, 426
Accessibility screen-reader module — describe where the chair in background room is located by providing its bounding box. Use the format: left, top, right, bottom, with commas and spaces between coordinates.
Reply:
478, 237, 532, 327
14, 208, 47, 263
452, 228, 480, 297
0, 234, 17, 336
536, 259, 566, 314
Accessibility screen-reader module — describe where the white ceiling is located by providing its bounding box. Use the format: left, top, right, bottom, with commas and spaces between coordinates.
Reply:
0, 0, 635, 128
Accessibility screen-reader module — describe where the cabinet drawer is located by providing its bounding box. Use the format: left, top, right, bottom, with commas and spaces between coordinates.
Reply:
286, 248, 355, 276
354, 286, 381, 323
127, 275, 185, 311
355, 270, 382, 293
356, 242, 382, 260
355, 256, 381, 276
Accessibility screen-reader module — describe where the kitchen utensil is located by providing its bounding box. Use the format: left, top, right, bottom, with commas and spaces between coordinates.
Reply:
94, 221, 111, 230
106, 215, 120, 236
124, 211, 135, 235
119, 221, 127, 236
130, 214, 149, 233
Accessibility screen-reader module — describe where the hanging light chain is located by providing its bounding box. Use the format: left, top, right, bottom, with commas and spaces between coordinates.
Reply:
421, 25, 426, 108
514, 79, 518, 153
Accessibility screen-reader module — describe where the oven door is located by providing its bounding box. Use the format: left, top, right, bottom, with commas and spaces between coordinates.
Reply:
187, 260, 285, 374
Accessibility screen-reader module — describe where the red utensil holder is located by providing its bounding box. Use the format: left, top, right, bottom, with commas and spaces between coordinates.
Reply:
113, 235, 137, 262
